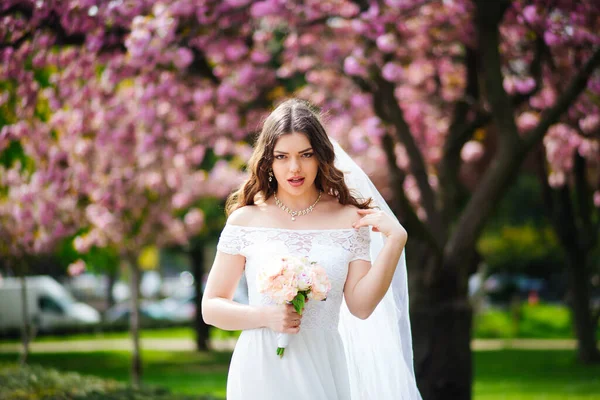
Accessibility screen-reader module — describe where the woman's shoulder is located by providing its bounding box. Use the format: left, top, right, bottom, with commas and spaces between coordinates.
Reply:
320, 194, 364, 226
226, 204, 266, 227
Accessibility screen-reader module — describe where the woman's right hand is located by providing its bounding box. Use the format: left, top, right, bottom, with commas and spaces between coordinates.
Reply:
260, 303, 303, 334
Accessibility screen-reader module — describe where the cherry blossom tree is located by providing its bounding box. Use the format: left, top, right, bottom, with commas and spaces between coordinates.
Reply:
2, 0, 599, 397
255, 1, 600, 396
0, 130, 82, 363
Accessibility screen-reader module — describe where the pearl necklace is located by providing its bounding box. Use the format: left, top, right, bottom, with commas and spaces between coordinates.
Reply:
274, 191, 322, 221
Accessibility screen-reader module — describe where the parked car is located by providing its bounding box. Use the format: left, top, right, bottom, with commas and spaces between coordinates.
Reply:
0, 275, 101, 332
104, 301, 171, 324
483, 273, 548, 304
146, 294, 196, 322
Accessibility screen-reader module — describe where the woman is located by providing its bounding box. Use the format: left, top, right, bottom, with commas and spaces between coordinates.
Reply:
202, 99, 421, 399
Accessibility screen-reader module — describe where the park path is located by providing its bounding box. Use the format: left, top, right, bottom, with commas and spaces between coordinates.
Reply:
0, 338, 580, 353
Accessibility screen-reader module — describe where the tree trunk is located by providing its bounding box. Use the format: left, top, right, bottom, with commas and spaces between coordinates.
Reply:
564, 248, 600, 363
412, 302, 473, 400
190, 243, 210, 351
105, 268, 117, 314
127, 256, 142, 387
408, 242, 476, 400
535, 150, 600, 364
18, 272, 30, 365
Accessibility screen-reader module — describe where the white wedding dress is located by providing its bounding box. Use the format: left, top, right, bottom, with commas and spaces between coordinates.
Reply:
216, 223, 372, 400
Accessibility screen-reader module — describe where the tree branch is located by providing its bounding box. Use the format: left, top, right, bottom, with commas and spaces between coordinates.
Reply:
573, 153, 597, 251
189, 47, 220, 84
0, 3, 33, 19
476, 0, 521, 149
524, 46, 600, 148
509, 34, 545, 106
380, 133, 442, 255
444, 45, 600, 275
439, 46, 479, 223
533, 144, 555, 218
373, 73, 445, 247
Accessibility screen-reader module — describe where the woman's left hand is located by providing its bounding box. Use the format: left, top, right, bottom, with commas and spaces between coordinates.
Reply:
352, 209, 407, 242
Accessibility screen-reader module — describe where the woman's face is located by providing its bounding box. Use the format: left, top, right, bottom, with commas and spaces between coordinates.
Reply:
271, 132, 319, 196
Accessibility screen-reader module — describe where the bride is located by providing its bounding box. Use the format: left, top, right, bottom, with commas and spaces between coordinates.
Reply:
201, 99, 422, 399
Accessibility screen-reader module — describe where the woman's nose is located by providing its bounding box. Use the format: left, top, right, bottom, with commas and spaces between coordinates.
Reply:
290, 158, 301, 173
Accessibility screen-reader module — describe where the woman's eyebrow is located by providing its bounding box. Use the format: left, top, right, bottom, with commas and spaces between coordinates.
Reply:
273, 147, 313, 154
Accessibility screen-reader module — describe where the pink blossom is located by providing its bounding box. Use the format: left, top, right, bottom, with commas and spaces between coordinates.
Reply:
579, 115, 599, 134
250, 50, 271, 64
184, 208, 204, 233
363, 116, 385, 139
215, 114, 240, 135
544, 30, 561, 46
503, 76, 517, 95
514, 77, 535, 94
382, 62, 403, 82
173, 47, 193, 69
189, 145, 206, 164
343, 56, 368, 77
68, 259, 86, 277
531, 87, 557, 109
225, 42, 248, 61
461, 141, 485, 163
172, 192, 192, 209
250, 1, 281, 18
74, 235, 93, 253
193, 88, 213, 105
517, 112, 539, 133
376, 33, 397, 53
548, 171, 566, 188
522, 5, 542, 25
594, 191, 600, 208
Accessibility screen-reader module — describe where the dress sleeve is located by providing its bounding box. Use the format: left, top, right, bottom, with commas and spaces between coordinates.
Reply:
349, 227, 371, 262
216, 224, 244, 255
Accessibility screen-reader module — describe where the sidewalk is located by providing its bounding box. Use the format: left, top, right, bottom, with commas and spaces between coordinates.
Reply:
0, 338, 580, 353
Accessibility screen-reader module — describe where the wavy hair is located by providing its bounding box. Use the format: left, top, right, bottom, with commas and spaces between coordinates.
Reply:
225, 99, 372, 216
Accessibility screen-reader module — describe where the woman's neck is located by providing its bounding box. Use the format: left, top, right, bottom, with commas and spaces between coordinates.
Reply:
274, 187, 321, 211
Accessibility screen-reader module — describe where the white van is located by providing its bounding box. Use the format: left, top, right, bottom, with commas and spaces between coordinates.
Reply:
0, 275, 101, 332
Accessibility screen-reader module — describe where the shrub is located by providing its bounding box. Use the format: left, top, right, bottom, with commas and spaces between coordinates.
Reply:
0, 364, 220, 400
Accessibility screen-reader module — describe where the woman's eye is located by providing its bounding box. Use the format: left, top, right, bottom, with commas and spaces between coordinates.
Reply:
274, 155, 285, 160
303, 153, 314, 158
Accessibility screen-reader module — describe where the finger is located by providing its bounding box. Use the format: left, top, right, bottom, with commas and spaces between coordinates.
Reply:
356, 209, 378, 215
352, 215, 377, 229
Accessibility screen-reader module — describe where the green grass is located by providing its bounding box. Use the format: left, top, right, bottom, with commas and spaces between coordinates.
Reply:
474, 350, 600, 399
474, 303, 600, 340
2, 302, 592, 345
1, 349, 599, 399
1, 327, 241, 344
0, 350, 231, 399
0, 363, 214, 400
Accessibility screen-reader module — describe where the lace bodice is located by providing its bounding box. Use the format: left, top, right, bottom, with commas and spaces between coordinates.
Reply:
217, 224, 371, 331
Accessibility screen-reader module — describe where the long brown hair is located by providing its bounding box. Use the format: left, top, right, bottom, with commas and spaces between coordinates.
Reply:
225, 98, 372, 216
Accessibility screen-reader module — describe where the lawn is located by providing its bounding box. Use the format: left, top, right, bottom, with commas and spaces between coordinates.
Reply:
3, 302, 596, 345
1, 349, 599, 399
474, 350, 600, 400
0, 326, 239, 344
0, 350, 231, 399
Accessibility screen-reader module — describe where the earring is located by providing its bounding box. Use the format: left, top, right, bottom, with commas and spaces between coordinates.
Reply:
268, 170, 273, 183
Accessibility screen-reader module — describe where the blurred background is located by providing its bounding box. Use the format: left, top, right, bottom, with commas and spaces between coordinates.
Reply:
0, 1, 599, 400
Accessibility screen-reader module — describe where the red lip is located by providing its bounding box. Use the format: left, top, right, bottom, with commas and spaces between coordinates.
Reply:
288, 177, 304, 181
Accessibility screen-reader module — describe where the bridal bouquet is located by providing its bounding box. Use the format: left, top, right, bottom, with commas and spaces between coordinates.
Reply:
257, 255, 331, 358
